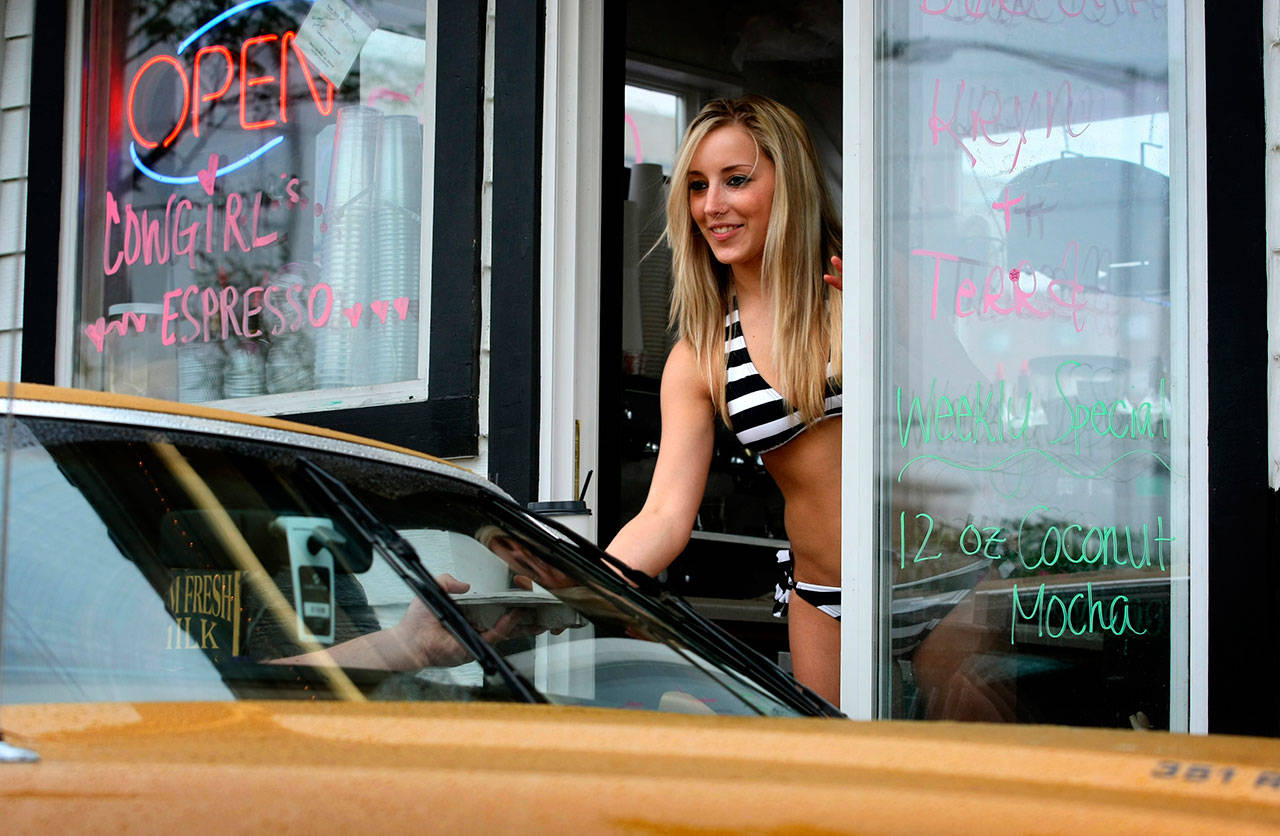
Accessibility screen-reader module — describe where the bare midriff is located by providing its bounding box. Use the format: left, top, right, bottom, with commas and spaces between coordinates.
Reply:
761, 416, 841, 587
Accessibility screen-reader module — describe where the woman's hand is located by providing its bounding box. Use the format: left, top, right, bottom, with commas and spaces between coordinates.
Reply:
823, 255, 843, 292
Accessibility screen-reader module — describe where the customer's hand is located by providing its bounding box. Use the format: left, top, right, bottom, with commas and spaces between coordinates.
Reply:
391, 574, 539, 667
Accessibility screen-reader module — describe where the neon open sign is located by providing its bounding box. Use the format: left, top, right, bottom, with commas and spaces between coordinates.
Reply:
126, 0, 331, 185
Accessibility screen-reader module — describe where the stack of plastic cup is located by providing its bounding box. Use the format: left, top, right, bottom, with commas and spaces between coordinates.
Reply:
265, 263, 318, 394
266, 334, 316, 394
370, 115, 423, 384
621, 199, 645, 371
104, 303, 177, 400
223, 338, 266, 398
628, 163, 673, 378
315, 106, 382, 390
177, 340, 225, 402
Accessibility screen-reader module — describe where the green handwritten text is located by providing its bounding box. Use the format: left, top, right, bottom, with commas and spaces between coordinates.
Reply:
1010, 582, 1148, 644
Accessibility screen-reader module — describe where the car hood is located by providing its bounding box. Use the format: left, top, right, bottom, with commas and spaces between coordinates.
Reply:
2, 701, 1280, 833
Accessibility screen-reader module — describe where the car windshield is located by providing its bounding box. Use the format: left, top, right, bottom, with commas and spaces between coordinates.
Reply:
0, 415, 810, 717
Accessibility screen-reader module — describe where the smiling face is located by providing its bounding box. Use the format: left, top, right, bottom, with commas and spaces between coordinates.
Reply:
687, 124, 776, 278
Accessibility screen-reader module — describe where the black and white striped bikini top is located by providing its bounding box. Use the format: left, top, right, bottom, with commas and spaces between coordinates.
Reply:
724, 298, 842, 454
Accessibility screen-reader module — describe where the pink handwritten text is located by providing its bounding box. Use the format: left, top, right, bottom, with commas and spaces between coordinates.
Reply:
920, 0, 1166, 25
912, 241, 1088, 332
929, 77, 1093, 173
157, 281, 331, 346
83, 310, 149, 354
992, 188, 1025, 233
84, 284, 415, 353
104, 189, 279, 275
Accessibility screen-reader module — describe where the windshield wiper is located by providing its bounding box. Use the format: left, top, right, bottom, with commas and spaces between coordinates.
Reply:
296, 457, 544, 704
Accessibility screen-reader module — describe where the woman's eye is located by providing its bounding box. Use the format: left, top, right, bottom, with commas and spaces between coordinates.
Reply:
688, 180, 707, 192
727, 174, 750, 187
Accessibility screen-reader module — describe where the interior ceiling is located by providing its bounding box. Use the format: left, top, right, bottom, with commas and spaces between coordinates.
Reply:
626, 0, 842, 83
625, 0, 845, 226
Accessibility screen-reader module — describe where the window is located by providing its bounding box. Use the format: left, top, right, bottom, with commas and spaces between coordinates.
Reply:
624, 84, 683, 175
68, 0, 434, 413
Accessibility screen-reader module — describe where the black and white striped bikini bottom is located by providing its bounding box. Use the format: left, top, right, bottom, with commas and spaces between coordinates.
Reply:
772, 549, 841, 621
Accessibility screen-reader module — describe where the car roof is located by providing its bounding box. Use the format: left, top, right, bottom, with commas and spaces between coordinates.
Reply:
5, 700, 1280, 833
0, 383, 504, 498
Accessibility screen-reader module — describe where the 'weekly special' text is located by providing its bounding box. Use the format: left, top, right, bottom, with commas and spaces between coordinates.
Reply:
897, 362, 1167, 453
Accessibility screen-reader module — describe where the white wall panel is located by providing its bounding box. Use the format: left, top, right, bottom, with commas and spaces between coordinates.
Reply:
0, 33, 30, 109
0, 0, 34, 378
0, 253, 23, 330
1266, 0, 1280, 489
0, 330, 22, 380
0, 179, 25, 257
0, 107, 28, 180
4, 0, 34, 38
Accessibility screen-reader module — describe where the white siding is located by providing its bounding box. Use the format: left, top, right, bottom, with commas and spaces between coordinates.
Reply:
2, 0, 32, 38
0, 0, 33, 380
1267, 0, 1280, 489
0, 107, 28, 179
0, 27, 31, 108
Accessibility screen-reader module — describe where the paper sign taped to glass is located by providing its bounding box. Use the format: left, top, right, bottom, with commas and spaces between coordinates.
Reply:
295, 0, 378, 85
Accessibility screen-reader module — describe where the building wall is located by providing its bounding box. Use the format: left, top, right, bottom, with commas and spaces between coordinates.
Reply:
0, 0, 33, 376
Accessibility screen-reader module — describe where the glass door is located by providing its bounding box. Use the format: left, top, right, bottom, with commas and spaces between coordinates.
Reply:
872, 1, 1191, 729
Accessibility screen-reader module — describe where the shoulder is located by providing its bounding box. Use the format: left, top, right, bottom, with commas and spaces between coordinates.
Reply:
662, 339, 703, 387
661, 340, 715, 410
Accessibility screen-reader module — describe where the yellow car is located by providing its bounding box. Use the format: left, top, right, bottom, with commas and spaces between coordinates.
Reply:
1, 385, 1279, 833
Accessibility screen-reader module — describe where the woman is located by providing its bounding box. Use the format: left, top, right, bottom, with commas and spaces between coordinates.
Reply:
607, 95, 844, 703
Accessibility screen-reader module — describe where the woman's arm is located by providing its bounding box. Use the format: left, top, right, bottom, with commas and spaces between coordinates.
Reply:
606, 340, 716, 577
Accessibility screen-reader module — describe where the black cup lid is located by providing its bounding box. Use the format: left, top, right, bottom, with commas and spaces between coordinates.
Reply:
527, 500, 591, 515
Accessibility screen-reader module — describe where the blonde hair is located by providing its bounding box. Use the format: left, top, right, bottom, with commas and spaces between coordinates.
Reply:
665, 95, 842, 427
